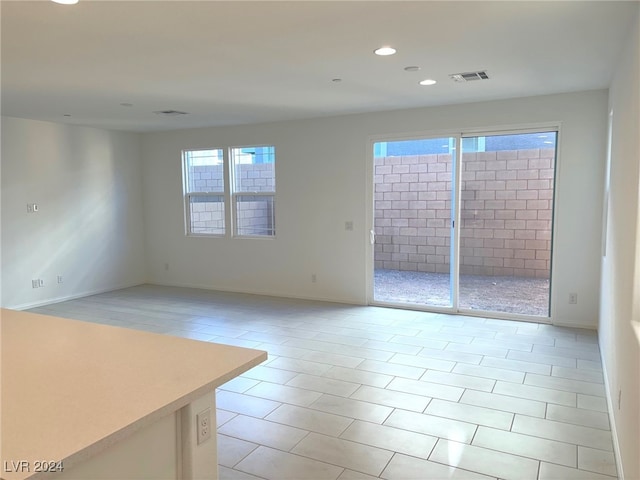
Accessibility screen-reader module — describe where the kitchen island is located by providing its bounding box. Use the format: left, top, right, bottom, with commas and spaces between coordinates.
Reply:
1, 308, 267, 480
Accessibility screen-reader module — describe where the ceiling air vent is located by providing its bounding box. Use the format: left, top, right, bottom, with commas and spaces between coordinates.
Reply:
449, 71, 489, 83
153, 110, 189, 116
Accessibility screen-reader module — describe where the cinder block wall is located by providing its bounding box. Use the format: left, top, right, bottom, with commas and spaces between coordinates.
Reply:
374, 149, 554, 277
187, 163, 275, 235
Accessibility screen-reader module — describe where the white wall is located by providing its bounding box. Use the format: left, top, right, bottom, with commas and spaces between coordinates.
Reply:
1, 117, 146, 309
142, 90, 607, 328
599, 5, 640, 479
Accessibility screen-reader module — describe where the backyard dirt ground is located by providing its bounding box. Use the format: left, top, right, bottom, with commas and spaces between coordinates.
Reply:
374, 269, 550, 317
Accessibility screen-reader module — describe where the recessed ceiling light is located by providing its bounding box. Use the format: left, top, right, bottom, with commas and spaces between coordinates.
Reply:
404, 66, 421, 72
120, 103, 133, 107
331, 78, 342, 83
51, 0, 79, 4
374, 46, 396, 56
419, 79, 437, 86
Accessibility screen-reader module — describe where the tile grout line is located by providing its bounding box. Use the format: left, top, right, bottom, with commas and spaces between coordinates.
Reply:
34, 286, 618, 480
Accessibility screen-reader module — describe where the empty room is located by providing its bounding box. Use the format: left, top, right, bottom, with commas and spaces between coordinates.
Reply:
1, 1, 639, 480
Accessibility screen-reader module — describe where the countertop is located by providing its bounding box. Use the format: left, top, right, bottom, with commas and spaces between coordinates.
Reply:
0, 308, 267, 480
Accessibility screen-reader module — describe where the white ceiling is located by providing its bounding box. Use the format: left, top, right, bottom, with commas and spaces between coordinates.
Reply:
1, 0, 638, 132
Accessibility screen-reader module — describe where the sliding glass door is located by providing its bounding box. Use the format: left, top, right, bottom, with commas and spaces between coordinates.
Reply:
459, 132, 556, 316
372, 137, 457, 308
372, 129, 557, 318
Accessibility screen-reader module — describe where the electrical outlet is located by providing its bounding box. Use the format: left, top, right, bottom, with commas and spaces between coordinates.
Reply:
311, 273, 317, 283
38, 279, 44, 287
32, 279, 39, 289
345, 221, 354, 231
569, 293, 578, 304
196, 408, 211, 445
57, 275, 63, 284
26, 203, 38, 213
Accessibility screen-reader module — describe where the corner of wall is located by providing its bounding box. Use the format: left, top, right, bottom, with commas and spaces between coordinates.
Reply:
1, 117, 147, 309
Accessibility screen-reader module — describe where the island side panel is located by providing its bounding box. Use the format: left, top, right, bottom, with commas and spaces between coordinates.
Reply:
44, 411, 178, 480
39, 392, 220, 480
180, 392, 218, 480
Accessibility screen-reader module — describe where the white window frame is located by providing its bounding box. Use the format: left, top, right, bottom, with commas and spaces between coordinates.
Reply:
182, 148, 227, 237
230, 145, 276, 238
182, 145, 276, 239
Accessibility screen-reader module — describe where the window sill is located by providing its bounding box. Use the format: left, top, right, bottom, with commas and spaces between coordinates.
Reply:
234, 235, 276, 240
186, 233, 225, 238
185, 233, 276, 240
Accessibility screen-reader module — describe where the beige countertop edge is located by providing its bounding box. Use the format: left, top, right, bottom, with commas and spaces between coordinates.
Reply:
17, 351, 267, 480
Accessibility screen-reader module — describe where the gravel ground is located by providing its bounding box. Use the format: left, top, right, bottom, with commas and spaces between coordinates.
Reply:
374, 269, 550, 316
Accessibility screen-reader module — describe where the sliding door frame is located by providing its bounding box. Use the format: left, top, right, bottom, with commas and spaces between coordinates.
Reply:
366, 130, 461, 314
366, 123, 561, 324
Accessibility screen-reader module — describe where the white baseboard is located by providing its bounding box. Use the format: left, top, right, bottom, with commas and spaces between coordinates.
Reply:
551, 318, 598, 330
148, 280, 364, 307
599, 344, 625, 480
7, 281, 145, 311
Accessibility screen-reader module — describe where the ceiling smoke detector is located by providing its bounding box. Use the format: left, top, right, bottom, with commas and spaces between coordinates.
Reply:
153, 110, 189, 116
449, 71, 489, 82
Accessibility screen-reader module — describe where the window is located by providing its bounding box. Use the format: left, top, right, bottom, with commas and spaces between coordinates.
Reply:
182, 145, 276, 238
183, 149, 226, 235
231, 146, 275, 237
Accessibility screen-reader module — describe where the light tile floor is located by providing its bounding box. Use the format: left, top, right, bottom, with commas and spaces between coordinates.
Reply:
29, 285, 617, 480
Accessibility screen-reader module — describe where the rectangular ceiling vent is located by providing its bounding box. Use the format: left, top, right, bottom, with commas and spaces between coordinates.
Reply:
153, 110, 189, 116
449, 71, 489, 83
